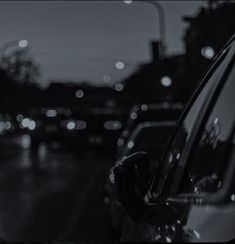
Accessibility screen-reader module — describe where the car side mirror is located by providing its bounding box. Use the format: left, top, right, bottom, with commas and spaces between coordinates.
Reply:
113, 151, 150, 220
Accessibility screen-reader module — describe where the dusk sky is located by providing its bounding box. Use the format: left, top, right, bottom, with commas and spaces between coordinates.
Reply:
0, 1, 206, 87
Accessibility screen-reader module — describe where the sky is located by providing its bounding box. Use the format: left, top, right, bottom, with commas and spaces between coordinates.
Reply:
0, 1, 206, 87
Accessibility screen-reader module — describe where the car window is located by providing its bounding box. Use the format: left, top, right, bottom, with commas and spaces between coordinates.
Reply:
179, 59, 235, 195
151, 45, 232, 197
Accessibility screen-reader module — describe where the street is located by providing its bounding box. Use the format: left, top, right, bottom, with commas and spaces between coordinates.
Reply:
0, 134, 112, 242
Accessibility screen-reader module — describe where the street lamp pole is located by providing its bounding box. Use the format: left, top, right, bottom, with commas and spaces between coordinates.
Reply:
145, 1, 166, 57
124, 0, 166, 57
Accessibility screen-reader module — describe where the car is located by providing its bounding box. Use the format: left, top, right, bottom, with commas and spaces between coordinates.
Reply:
74, 107, 124, 152
116, 103, 183, 155
28, 107, 73, 149
113, 34, 235, 242
120, 121, 177, 160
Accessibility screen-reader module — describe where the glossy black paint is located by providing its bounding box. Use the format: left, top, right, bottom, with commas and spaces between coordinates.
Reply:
116, 103, 183, 155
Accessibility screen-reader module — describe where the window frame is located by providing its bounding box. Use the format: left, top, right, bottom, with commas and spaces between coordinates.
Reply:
149, 36, 235, 199
175, 56, 235, 196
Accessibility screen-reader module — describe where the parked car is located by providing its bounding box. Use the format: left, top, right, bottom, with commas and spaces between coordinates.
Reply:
113, 34, 235, 242
121, 121, 176, 159
116, 103, 183, 155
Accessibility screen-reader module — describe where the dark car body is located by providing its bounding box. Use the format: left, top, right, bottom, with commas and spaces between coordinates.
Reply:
67, 107, 125, 151
121, 121, 176, 160
85, 107, 124, 150
117, 103, 183, 155
114, 35, 235, 242
29, 107, 73, 148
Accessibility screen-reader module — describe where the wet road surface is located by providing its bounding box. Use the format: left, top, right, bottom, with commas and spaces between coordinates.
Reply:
0, 134, 113, 242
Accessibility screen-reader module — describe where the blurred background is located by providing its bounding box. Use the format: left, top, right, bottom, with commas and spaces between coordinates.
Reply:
0, 0, 234, 242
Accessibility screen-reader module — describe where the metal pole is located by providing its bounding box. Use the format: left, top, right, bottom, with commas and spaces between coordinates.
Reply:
138, 0, 166, 57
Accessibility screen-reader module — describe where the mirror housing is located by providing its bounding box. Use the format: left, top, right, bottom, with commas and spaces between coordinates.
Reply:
113, 151, 150, 220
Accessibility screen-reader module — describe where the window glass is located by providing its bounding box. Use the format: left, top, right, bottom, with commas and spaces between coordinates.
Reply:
152, 47, 230, 195
180, 60, 235, 194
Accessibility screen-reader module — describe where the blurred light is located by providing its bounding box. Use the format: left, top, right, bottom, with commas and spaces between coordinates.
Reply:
67, 121, 76, 130
127, 140, 134, 149
124, 0, 133, 4
141, 104, 148, 111
22, 118, 36, 130
16, 114, 24, 122
104, 197, 110, 205
117, 138, 125, 147
172, 102, 184, 110
176, 153, 181, 160
114, 83, 124, 92
231, 195, 235, 202
76, 120, 87, 130
130, 112, 137, 120
38, 144, 47, 160
22, 135, 30, 149
5, 121, 12, 130
18, 39, 28, 48
161, 76, 172, 87
115, 61, 125, 70
122, 130, 129, 137
201, 46, 215, 59
104, 121, 122, 131
46, 109, 57, 118
22, 118, 30, 128
28, 120, 36, 130
162, 102, 170, 109
109, 171, 115, 184
75, 89, 84, 98
103, 75, 111, 83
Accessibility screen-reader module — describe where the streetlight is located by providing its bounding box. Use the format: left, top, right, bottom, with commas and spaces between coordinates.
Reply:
124, 0, 166, 57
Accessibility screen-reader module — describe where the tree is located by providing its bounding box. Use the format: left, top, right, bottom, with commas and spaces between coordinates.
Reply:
0, 48, 40, 84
